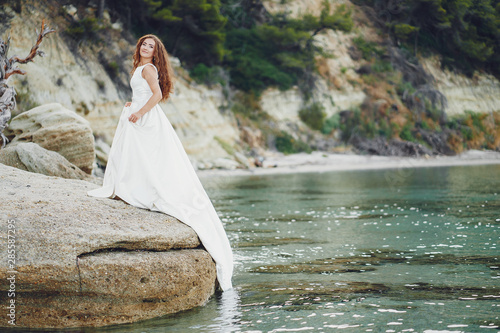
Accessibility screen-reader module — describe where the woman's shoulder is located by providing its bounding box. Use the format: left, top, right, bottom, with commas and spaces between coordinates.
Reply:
142, 63, 158, 73
137, 64, 158, 77
141, 63, 158, 79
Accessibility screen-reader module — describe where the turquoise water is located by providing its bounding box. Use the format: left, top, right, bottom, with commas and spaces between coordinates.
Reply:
14, 164, 500, 332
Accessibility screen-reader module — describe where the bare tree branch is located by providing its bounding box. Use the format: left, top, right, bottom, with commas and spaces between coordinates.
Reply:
4, 19, 55, 80
0, 20, 55, 148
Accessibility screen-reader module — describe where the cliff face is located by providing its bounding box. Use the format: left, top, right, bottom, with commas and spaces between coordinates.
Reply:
2, 0, 499, 167
2, 2, 240, 168
261, 0, 500, 122
421, 58, 500, 116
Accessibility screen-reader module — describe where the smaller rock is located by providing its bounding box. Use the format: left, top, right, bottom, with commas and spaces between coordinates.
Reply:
0, 144, 28, 171
63, 4, 78, 18
353, 136, 433, 157
234, 151, 252, 169
240, 126, 264, 148
94, 137, 111, 165
213, 157, 240, 170
5, 103, 95, 174
356, 64, 372, 75
0, 142, 94, 181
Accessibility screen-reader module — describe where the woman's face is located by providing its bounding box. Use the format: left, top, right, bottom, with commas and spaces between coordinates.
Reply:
140, 38, 155, 62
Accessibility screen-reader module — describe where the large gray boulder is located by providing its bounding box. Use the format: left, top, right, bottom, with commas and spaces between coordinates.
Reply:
0, 164, 217, 328
4, 103, 95, 174
0, 142, 96, 182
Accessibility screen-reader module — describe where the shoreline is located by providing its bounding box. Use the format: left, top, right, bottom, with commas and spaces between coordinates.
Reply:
197, 149, 500, 178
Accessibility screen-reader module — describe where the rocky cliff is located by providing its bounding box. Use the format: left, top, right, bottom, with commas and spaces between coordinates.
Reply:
1, 2, 243, 171
1, 0, 499, 171
261, 0, 500, 121
0, 163, 217, 328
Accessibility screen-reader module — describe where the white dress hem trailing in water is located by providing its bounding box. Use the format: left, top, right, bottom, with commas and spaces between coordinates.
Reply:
87, 63, 233, 291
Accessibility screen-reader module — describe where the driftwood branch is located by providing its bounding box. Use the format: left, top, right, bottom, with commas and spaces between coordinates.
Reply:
3, 20, 55, 80
0, 20, 55, 148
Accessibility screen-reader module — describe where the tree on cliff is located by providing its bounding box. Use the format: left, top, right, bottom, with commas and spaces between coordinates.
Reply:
0, 21, 55, 147
104, 0, 228, 66
101, 0, 353, 95
361, 0, 500, 77
224, 1, 353, 95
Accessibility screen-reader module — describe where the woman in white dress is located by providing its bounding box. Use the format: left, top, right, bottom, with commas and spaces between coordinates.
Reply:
88, 34, 233, 291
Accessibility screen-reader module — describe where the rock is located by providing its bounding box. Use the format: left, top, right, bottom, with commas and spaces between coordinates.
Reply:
0, 142, 96, 182
62, 4, 78, 18
94, 137, 111, 166
353, 136, 433, 157
212, 157, 240, 170
5, 103, 95, 174
348, 45, 362, 61
356, 64, 372, 75
421, 57, 500, 115
0, 164, 217, 328
240, 126, 264, 149
0, 144, 28, 171
234, 151, 252, 169
417, 129, 455, 156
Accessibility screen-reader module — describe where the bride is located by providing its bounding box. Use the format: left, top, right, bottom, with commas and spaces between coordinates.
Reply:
88, 34, 233, 291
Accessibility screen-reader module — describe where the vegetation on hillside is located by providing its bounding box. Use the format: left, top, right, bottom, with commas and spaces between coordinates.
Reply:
3, 0, 499, 155
354, 0, 500, 77
60, 0, 352, 97
327, 33, 500, 154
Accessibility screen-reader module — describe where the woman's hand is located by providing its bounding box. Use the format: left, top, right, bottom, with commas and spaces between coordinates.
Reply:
125, 102, 132, 107
128, 111, 143, 123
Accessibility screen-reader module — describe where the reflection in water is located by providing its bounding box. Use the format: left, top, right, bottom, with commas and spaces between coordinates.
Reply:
210, 288, 242, 332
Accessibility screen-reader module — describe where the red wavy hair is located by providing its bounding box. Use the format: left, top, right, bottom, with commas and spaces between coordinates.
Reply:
131, 34, 174, 102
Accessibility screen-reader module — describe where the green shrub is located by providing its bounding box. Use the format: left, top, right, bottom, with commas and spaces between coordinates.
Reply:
464, 110, 486, 131
190, 64, 227, 86
393, 23, 419, 41
420, 119, 431, 130
275, 131, 312, 155
339, 107, 362, 141
378, 118, 391, 138
65, 17, 103, 41
372, 59, 393, 73
104, 61, 119, 79
396, 80, 416, 96
399, 124, 414, 141
214, 136, 235, 155
299, 102, 326, 131
352, 36, 384, 60
322, 113, 340, 135
362, 119, 377, 138
426, 104, 444, 122
461, 127, 473, 140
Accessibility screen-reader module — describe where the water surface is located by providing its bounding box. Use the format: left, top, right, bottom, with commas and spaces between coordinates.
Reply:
17, 164, 500, 332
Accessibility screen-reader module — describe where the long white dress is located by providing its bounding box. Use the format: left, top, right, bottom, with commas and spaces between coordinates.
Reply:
87, 64, 233, 291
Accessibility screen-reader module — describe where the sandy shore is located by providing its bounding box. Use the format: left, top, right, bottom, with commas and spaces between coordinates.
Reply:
197, 149, 500, 178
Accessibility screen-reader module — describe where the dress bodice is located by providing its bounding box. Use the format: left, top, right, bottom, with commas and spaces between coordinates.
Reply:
130, 64, 158, 105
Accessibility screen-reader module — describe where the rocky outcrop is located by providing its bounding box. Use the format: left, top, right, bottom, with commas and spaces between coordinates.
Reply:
5, 103, 95, 174
352, 136, 433, 157
421, 57, 500, 115
261, 0, 500, 123
0, 142, 96, 182
0, 164, 217, 328
3, 0, 498, 169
